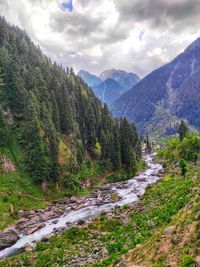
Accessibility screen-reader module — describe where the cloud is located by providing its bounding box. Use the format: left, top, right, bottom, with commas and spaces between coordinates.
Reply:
0, 0, 200, 77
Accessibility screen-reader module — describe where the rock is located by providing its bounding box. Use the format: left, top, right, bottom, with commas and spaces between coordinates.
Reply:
137, 177, 146, 182
171, 235, 178, 244
75, 204, 86, 211
194, 211, 200, 220
77, 220, 85, 226
26, 223, 45, 235
27, 210, 35, 217
163, 226, 176, 236
93, 247, 100, 254
18, 210, 26, 219
41, 234, 51, 242
22, 243, 33, 252
0, 227, 20, 249
70, 196, 77, 203
40, 211, 55, 221
52, 219, 59, 225
17, 218, 29, 224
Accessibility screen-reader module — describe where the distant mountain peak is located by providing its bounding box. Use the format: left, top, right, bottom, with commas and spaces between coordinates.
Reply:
99, 69, 140, 92
78, 69, 89, 75
77, 70, 102, 87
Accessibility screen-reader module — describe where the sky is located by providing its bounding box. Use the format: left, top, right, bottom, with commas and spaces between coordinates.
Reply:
1, 0, 200, 77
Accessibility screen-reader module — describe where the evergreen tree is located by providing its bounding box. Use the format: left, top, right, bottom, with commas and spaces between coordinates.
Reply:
0, 104, 9, 147
179, 159, 187, 177
119, 118, 135, 172
3, 60, 25, 118
59, 84, 73, 134
50, 91, 60, 131
41, 103, 60, 182
84, 104, 96, 153
23, 93, 48, 183
178, 120, 188, 141
112, 127, 121, 170
145, 134, 152, 153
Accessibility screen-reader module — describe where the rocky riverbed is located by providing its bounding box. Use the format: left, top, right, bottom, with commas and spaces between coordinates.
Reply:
0, 154, 164, 260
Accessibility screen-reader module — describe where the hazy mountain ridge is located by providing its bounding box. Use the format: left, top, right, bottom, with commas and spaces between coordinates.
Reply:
100, 69, 140, 92
77, 70, 102, 87
93, 78, 122, 106
112, 38, 200, 136
78, 69, 140, 106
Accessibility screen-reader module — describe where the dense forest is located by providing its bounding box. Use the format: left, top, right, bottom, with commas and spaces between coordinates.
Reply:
0, 17, 141, 186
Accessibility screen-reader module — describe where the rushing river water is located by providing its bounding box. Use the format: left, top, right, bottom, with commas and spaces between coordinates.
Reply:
0, 154, 163, 260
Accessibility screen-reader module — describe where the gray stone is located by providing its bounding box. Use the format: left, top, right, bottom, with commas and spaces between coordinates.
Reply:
0, 227, 20, 249
163, 226, 176, 235
18, 210, 26, 219
52, 220, 59, 225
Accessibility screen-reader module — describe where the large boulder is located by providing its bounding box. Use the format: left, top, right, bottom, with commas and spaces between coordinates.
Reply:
0, 227, 20, 250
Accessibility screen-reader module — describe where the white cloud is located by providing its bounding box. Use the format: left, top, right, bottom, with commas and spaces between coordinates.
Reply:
1, 0, 200, 77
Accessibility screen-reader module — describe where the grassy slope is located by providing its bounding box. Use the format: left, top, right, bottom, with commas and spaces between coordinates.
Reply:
115, 165, 200, 267
1, 161, 199, 267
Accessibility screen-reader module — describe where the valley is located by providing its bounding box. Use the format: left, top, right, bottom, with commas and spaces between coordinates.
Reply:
0, 2, 200, 266
0, 154, 163, 261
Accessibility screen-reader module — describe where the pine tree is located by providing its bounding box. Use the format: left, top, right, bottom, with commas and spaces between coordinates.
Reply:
119, 118, 135, 172
0, 104, 9, 147
145, 134, 152, 153
85, 104, 96, 153
178, 120, 188, 141
23, 93, 48, 183
51, 91, 60, 131
41, 102, 60, 182
112, 127, 121, 170
179, 159, 187, 177
3, 60, 25, 118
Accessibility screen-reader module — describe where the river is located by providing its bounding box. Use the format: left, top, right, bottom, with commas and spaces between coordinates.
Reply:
0, 153, 163, 260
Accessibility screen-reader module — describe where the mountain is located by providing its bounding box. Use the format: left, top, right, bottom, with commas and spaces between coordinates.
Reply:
100, 69, 141, 92
0, 17, 141, 187
93, 78, 123, 106
112, 38, 200, 136
78, 69, 140, 106
77, 70, 102, 87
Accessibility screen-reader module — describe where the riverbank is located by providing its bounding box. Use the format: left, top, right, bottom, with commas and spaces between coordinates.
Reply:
1, 154, 198, 267
0, 154, 163, 261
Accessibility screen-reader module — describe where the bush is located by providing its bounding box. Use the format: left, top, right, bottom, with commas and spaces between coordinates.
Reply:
180, 255, 196, 267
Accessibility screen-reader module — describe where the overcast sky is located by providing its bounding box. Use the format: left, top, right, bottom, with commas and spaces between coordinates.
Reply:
1, 0, 200, 77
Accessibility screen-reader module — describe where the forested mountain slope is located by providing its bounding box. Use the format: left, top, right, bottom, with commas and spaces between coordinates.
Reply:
112, 38, 200, 136
0, 17, 141, 187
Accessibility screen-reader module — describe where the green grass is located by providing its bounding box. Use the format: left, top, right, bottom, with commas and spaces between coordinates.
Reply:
0, 171, 46, 230
2, 163, 199, 267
